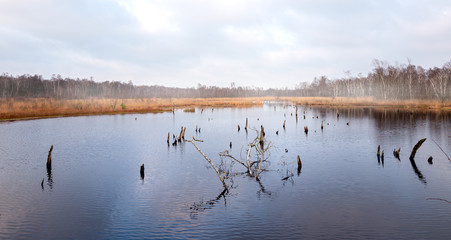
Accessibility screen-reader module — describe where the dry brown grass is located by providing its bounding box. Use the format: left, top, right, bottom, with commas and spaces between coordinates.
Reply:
279, 97, 451, 111
0, 97, 272, 120
1, 96, 449, 120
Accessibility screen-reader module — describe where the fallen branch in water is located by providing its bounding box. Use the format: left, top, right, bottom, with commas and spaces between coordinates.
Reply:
187, 137, 228, 190
255, 140, 271, 180
220, 130, 272, 179
219, 150, 248, 169
432, 139, 451, 161
427, 198, 451, 204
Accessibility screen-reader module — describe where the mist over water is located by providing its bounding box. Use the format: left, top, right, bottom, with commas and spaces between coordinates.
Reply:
0, 104, 450, 239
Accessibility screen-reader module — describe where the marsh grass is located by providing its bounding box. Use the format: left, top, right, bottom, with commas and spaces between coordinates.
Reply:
0, 97, 268, 120
280, 97, 451, 110
1, 97, 449, 120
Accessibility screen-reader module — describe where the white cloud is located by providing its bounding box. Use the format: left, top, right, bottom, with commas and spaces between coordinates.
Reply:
117, 0, 180, 34
1, 0, 451, 88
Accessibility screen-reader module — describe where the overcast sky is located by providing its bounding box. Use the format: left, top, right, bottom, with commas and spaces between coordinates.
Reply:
1, 0, 450, 88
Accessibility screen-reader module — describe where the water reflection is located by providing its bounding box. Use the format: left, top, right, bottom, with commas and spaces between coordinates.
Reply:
1, 105, 451, 239
46, 167, 53, 189
190, 188, 228, 219
409, 158, 427, 184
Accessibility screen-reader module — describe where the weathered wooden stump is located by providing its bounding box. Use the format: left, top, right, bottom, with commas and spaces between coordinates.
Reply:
140, 164, 145, 179
410, 138, 426, 161
46, 145, 53, 171
393, 148, 400, 160
297, 155, 302, 174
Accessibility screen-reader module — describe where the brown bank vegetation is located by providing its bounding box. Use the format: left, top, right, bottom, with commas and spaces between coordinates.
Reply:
0, 97, 269, 120
1, 96, 450, 121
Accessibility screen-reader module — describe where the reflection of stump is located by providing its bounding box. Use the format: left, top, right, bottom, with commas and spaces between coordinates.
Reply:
47, 145, 53, 171
140, 164, 145, 179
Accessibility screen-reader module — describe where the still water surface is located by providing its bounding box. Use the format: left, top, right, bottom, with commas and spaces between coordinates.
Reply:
0, 104, 450, 239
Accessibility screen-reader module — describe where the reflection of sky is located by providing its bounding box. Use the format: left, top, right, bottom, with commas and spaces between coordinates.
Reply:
0, 106, 451, 238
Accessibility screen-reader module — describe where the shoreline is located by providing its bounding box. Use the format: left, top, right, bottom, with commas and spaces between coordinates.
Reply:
1, 97, 450, 121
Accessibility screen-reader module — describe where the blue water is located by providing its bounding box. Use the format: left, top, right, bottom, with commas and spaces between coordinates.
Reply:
0, 104, 450, 239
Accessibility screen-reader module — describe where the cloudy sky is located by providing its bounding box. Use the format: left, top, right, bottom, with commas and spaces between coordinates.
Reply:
1, 0, 450, 88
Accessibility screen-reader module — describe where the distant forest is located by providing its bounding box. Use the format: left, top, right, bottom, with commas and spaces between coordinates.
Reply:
1, 59, 450, 101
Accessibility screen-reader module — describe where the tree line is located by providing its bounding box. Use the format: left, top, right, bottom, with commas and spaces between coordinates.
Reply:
1, 59, 450, 100
296, 59, 450, 101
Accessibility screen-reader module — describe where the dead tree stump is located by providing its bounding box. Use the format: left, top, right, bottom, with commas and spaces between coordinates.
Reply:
297, 155, 302, 174
393, 148, 400, 160
410, 138, 427, 161
140, 164, 145, 179
46, 145, 53, 171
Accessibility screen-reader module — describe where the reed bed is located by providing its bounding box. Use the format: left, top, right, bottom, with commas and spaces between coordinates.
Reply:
0, 97, 270, 120
280, 97, 451, 110
1, 96, 449, 120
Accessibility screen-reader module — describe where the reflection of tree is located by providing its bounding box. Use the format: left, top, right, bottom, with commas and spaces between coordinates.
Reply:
189, 188, 228, 218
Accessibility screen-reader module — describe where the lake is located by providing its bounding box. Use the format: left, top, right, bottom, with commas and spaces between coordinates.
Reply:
0, 103, 450, 239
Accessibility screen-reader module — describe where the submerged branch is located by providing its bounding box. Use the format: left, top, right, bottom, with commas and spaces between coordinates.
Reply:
246, 143, 254, 176
187, 137, 228, 190
427, 198, 451, 204
432, 139, 451, 161
219, 150, 248, 169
